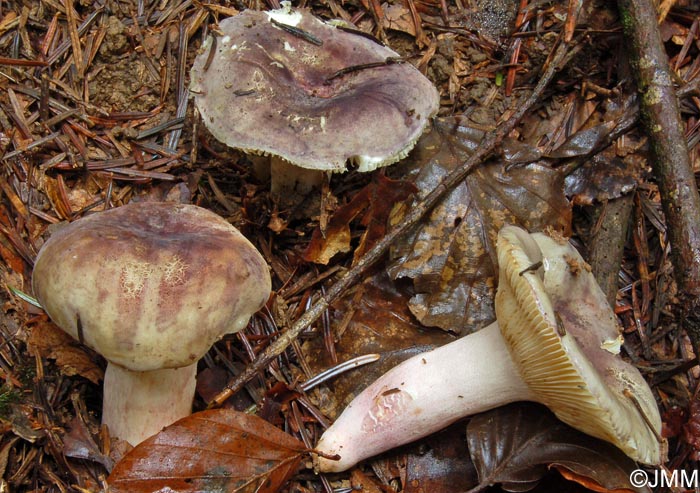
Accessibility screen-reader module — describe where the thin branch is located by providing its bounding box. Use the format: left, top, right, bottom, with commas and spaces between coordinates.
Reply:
617, 0, 700, 355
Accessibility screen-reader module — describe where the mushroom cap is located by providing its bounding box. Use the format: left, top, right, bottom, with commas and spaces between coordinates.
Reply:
189, 7, 439, 172
495, 226, 662, 464
32, 202, 271, 372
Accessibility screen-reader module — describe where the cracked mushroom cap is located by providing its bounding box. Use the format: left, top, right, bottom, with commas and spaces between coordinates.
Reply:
496, 226, 663, 465
189, 7, 439, 172
32, 202, 271, 372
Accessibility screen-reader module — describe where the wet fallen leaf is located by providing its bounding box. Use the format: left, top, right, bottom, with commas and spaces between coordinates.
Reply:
546, 119, 619, 159
27, 318, 104, 385
564, 150, 643, 205
404, 423, 479, 493
304, 270, 454, 410
303, 174, 416, 265
389, 117, 571, 332
108, 409, 306, 493
467, 403, 649, 493
544, 96, 646, 205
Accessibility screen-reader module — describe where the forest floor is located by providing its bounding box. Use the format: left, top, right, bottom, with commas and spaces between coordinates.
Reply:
0, 0, 699, 492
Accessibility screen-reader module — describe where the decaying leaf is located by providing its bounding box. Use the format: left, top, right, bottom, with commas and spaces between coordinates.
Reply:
108, 409, 306, 493
304, 270, 454, 410
564, 149, 645, 205
518, 91, 648, 206
540, 95, 647, 205
466, 403, 650, 493
0, 208, 27, 275
27, 318, 103, 385
2, 401, 45, 443
303, 174, 416, 265
404, 423, 479, 493
546, 119, 620, 159
389, 117, 571, 332
63, 416, 115, 471
381, 2, 417, 36
546, 102, 648, 206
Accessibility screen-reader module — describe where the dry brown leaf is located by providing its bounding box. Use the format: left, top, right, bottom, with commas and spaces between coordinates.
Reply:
303, 174, 416, 265
0, 208, 27, 275
27, 318, 103, 385
63, 416, 114, 471
108, 409, 306, 493
381, 3, 417, 36
350, 469, 384, 493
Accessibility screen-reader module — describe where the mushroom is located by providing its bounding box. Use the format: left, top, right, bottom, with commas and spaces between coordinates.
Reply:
189, 5, 439, 197
31, 202, 271, 446
314, 225, 663, 472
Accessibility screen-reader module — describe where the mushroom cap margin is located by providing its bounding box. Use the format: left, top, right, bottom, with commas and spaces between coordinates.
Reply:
495, 225, 663, 465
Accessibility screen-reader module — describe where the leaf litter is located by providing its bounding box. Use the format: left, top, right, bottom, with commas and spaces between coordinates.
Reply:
388, 116, 571, 332
467, 404, 651, 493
0, 0, 698, 492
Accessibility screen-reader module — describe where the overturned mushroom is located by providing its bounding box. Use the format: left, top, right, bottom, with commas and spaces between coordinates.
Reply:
32, 202, 271, 446
189, 5, 439, 196
314, 226, 663, 472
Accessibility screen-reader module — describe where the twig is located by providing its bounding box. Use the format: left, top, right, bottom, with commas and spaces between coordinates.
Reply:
0, 57, 47, 66
209, 32, 582, 408
617, 0, 700, 355
61, 0, 86, 77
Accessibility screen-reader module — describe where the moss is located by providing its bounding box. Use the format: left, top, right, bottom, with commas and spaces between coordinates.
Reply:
618, 7, 634, 35
0, 385, 20, 419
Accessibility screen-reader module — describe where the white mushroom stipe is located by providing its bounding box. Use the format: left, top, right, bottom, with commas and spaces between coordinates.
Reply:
315, 321, 534, 472
314, 226, 663, 472
102, 364, 196, 446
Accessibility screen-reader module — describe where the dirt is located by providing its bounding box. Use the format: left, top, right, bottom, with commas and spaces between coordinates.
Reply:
88, 56, 160, 113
